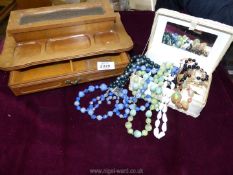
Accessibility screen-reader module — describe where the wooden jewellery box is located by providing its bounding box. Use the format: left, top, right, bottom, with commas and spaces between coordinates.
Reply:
146, 9, 233, 117
0, 0, 133, 70
0, 0, 133, 95
8, 52, 130, 96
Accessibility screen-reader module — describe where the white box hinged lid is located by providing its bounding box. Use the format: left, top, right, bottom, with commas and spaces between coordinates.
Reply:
146, 9, 233, 75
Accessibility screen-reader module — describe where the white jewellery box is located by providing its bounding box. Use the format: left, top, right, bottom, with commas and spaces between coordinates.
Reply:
146, 9, 233, 117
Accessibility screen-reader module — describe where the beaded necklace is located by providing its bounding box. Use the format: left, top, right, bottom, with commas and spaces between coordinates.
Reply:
125, 102, 153, 138
125, 65, 158, 138
128, 62, 179, 139
153, 63, 178, 139
171, 58, 209, 111
74, 55, 160, 121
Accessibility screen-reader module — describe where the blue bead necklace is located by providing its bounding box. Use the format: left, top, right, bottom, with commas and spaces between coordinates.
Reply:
74, 55, 160, 120
74, 83, 109, 117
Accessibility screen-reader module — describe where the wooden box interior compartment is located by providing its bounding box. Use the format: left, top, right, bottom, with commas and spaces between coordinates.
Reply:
8, 0, 115, 42
8, 52, 129, 96
0, 13, 133, 70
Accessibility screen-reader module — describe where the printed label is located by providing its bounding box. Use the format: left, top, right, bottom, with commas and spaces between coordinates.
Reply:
97, 62, 115, 70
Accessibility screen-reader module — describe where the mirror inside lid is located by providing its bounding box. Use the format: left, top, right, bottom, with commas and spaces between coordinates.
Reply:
146, 9, 233, 75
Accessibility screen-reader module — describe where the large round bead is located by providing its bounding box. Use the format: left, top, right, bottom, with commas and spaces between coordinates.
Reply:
150, 105, 155, 111
133, 130, 142, 138
151, 98, 158, 104
145, 124, 152, 131
146, 110, 152, 118
130, 109, 136, 116
128, 128, 133, 134
127, 116, 133, 122
171, 92, 182, 104
142, 130, 148, 136
125, 122, 132, 129
78, 91, 85, 98
181, 100, 189, 111
100, 83, 108, 91
146, 118, 152, 124
150, 83, 157, 92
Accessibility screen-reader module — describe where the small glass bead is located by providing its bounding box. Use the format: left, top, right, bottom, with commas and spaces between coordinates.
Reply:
151, 98, 158, 104
78, 91, 85, 98
128, 116, 133, 122
142, 130, 148, 136
150, 84, 157, 92
100, 83, 108, 91
155, 87, 162, 95
80, 107, 86, 113
74, 101, 80, 106
145, 124, 152, 131
97, 115, 102, 120
140, 106, 146, 111
130, 109, 136, 116
141, 65, 146, 71
129, 104, 135, 110
122, 89, 128, 95
125, 122, 132, 129
88, 85, 95, 92
150, 105, 155, 111
117, 103, 124, 110
128, 129, 134, 135
107, 111, 113, 117
125, 108, 130, 114
146, 118, 152, 124
119, 114, 124, 118
88, 110, 94, 116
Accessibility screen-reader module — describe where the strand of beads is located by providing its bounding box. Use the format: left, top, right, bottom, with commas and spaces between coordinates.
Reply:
87, 90, 120, 120
153, 63, 179, 139
125, 103, 153, 138
74, 83, 109, 116
171, 58, 209, 111
74, 55, 160, 121
171, 85, 194, 111
128, 62, 180, 139
105, 55, 159, 119
126, 65, 159, 138
109, 55, 160, 89
81, 56, 150, 120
